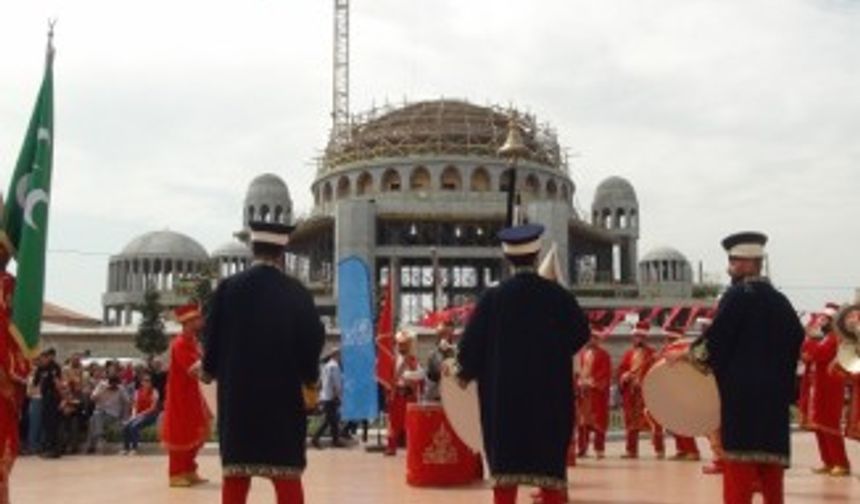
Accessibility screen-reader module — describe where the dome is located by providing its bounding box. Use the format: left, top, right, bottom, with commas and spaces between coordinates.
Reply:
212, 240, 251, 258
322, 99, 564, 171
244, 173, 293, 225
120, 230, 208, 259
593, 176, 638, 209
641, 246, 689, 263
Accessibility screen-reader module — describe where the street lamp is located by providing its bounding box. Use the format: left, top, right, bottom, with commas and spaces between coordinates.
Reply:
498, 114, 528, 227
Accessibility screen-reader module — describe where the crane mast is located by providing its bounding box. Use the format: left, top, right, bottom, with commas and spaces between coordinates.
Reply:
332, 0, 350, 147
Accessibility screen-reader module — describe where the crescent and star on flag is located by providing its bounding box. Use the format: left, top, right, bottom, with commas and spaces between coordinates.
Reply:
15, 126, 52, 231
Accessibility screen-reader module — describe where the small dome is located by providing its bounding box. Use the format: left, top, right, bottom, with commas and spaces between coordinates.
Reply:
212, 240, 251, 258
244, 173, 293, 225
593, 176, 637, 209
120, 230, 208, 259
641, 246, 689, 263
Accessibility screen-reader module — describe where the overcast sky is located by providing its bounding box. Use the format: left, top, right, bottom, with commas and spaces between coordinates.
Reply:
0, 0, 858, 318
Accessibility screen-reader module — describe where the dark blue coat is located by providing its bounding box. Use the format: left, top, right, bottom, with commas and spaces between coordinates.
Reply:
202, 264, 324, 477
692, 278, 803, 466
457, 271, 589, 489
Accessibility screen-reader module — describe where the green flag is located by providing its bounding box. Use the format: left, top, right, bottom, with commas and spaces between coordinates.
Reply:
3, 38, 55, 357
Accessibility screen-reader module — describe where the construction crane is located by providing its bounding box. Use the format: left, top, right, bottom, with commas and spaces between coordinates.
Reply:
331, 0, 350, 148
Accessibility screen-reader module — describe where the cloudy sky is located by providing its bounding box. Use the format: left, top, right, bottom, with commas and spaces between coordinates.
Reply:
0, 0, 858, 318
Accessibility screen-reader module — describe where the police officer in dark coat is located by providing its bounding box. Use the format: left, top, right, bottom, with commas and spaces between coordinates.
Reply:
457, 224, 589, 504
687, 231, 804, 504
202, 221, 324, 504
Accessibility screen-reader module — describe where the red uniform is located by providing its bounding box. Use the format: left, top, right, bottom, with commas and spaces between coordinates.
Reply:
576, 343, 611, 457
0, 272, 29, 504
800, 333, 849, 472
846, 374, 860, 441
161, 329, 212, 483
386, 353, 423, 455
617, 342, 664, 458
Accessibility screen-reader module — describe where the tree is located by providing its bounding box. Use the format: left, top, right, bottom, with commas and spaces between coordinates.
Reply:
136, 288, 168, 358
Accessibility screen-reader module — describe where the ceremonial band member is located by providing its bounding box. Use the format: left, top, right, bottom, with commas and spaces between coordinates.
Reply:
800, 302, 850, 476
0, 237, 30, 504
659, 326, 700, 461
617, 321, 664, 459
576, 325, 611, 459
203, 221, 324, 504
161, 303, 211, 487
677, 231, 804, 504
385, 329, 424, 456
457, 223, 589, 504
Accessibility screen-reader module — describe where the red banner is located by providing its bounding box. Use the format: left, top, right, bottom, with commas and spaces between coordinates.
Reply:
375, 278, 395, 391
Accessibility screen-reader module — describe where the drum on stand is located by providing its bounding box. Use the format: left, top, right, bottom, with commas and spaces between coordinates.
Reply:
201, 380, 217, 418
405, 403, 482, 486
643, 357, 720, 437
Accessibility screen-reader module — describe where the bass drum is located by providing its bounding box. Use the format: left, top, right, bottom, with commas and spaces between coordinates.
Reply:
439, 359, 483, 453
200, 380, 217, 418
643, 357, 720, 437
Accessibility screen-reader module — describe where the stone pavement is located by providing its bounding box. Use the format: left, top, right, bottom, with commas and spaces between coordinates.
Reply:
10, 432, 860, 503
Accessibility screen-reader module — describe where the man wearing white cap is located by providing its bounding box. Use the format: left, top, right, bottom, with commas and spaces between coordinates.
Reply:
679, 231, 804, 504
385, 328, 424, 456
202, 220, 324, 504
457, 223, 589, 504
800, 302, 850, 476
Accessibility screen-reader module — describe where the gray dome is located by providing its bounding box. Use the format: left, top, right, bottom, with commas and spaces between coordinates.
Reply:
244, 173, 293, 225
120, 230, 208, 259
593, 176, 637, 209
212, 240, 251, 258
641, 246, 689, 263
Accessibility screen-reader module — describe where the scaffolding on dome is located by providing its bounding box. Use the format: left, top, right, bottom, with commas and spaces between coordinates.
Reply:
320, 99, 567, 174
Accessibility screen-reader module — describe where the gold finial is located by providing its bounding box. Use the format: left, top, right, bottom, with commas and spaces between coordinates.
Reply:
498, 115, 528, 159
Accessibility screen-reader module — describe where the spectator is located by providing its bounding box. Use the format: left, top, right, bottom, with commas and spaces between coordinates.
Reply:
36, 348, 63, 459
122, 374, 160, 455
25, 362, 43, 454
57, 380, 84, 454
85, 375, 130, 454
311, 348, 344, 448
149, 358, 167, 412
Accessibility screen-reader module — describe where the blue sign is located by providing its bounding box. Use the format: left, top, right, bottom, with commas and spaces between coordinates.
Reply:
337, 256, 379, 420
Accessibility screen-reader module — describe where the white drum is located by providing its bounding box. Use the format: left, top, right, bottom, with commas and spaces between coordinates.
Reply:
643, 358, 720, 437
201, 380, 217, 418
439, 360, 483, 453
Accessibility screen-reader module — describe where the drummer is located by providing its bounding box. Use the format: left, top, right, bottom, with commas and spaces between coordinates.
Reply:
658, 326, 700, 461
457, 223, 589, 504
385, 329, 425, 456
424, 321, 457, 402
669, 231, 804, 504
576, 323, 612, 460
617, 321, 664, 459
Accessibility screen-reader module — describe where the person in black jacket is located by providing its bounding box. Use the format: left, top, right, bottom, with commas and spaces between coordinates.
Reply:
202, 221, 324, 504
456, 223, 589, 504
681, 231, 804, 504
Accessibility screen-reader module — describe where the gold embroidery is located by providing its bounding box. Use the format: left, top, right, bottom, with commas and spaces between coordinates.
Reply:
222, 464, 304, 478
722, 450, 789, 467
422, 424, 458, 465
493, 473, 567, 490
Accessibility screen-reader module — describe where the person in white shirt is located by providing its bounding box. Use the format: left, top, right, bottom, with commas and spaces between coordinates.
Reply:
311, 348, 343, 448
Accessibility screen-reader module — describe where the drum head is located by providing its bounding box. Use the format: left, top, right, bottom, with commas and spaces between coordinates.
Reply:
439, 359, 483, 453
201, 380, 217, 418
642, 359, 720, 437
837, 342, 860, 375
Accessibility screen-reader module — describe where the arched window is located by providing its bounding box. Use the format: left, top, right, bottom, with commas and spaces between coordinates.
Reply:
322, 182, 333, 204
546, 179, 558, 198
602, 209, 612, 229
247, 205, 255, 221
616, 208, 626, 229
470, 167, 490, 192
440, 166, 462, 191
410, 166, 431, 191
499, 170, 515, 192
336, 176, 351, 199
356, 171, 373, 195
524, 174, 540, 196
629, 209, 638, 228
274, 206, 283, 223
382, 169, 401, 192
260, 204, 270, 222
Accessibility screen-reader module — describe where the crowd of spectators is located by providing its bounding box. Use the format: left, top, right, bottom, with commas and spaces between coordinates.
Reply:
21, 349, 167, 457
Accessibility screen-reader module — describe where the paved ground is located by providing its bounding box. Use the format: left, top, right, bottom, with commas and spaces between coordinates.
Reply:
10, 432, 860, 503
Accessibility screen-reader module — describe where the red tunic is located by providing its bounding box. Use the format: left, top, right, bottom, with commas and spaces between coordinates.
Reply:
161, 331, 211, 451
1, 272, 29, 491
617, 344, 655, 431
576, 344, 611, 432
845, 374, 860, 441
800, 333, 845, 434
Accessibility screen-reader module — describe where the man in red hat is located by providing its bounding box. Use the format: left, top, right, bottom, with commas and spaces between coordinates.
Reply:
676, 231, 804, 504
161, 303, 212, 487
658, 326, 700, 461
385, 328, 425, 456
617, 321, 663, 459
800, 302, 850, 477
0, 238, 30, 503
576, 324, 611, 459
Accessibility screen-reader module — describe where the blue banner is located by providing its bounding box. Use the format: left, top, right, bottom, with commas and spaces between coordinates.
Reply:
337, 256, 379, 420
